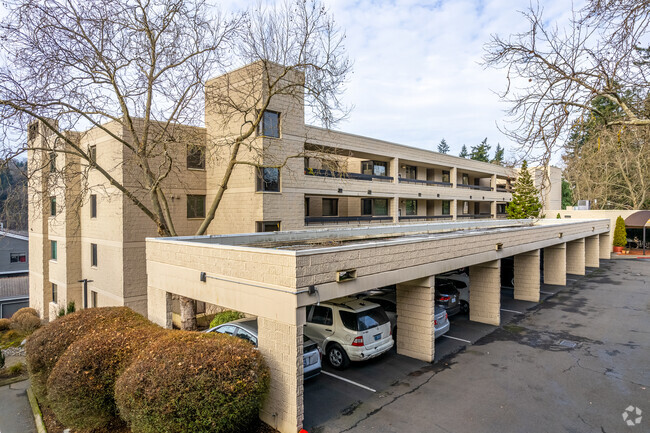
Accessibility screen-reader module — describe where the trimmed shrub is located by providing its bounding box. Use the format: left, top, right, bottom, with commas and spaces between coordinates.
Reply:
25, 307, 148, 404
0, 318, 10, 331
115, 331, 270, 433
209, 310, 244, 328
10, 313, 41, 334
613, 216, 627, 247
47, 322, 165, 430
66, 301, 76, 314
11, 307, 39, 319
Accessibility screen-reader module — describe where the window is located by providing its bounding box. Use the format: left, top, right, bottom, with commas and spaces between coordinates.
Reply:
442, 170, 450, 183
10, 253, 26, 263
49, 152, 56, 172
463, 201, 469, 214
404, 165, 417, 179
405, 199, 417, 216
28, 123, 38, 141
304, 197, 310, 217
187, 144, 205, 169
361, 198, 372, 215
91, 243, 98, 267
373, 199, 388, 216
256, 167, 280, 192
91, 290, 97, 308
89, 145, 97, 164
442, 200, 451, 215
462, 173, 469, 185
50, 240, 57, 261
322, 198, 338, 216
361, 161, 387, 176
256, 221, 280, 232
216, 325, 236, 335
307, 305, 333, 326
50, 196, 56, 216
258, 110, 280, 138
235, 328, 258, 346
51, 283, 57, 303
186, 195, 206, 219
90, 194, 97, 218
497, 203, 506, 214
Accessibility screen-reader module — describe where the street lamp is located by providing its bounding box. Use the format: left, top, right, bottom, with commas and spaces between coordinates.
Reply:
78, 279, 94, 309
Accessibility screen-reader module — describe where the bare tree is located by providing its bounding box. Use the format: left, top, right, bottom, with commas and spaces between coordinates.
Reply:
483, 0, 650, 163
0, 0, 350, 329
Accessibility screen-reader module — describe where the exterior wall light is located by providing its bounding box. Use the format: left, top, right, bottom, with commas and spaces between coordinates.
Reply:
495, 243, 503, 251
336, 269, 357, 282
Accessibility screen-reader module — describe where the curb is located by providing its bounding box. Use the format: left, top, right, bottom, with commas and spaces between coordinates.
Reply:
26, 387, 47, 433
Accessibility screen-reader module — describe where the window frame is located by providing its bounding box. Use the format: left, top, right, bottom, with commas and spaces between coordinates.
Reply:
256, 221, 281, 232
258, 110, 281, 138
442, 170, 450, 183
186, 194, 206, 219
322, 198, 339, 217
442, 200, 451, 215
90, 243, 98, 267
404, 165, 417, 179
256, 167, 281, 192
463, 201, 469, 214
186, 144, 206, 170
50, 240, 57, 261
91, 290, 97, 308
90, 194, 97, 218
51, 283, 57, 303
89, 145, 97, 164
405, 199, 418, 216
50, 196, 56, 217
10, 253, 27, 263
49, 151, 57, 173
462, 173, 470, 185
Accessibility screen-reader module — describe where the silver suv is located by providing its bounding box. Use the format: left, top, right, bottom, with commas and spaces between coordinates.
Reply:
304, 298, 394, 370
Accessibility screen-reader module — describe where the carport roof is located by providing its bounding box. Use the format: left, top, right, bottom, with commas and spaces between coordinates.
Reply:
624, 210, 650, 228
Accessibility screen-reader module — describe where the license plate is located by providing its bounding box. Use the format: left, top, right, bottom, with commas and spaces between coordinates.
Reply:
374, 333, 381, 341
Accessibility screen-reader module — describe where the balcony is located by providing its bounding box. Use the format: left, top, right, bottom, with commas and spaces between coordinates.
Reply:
496, 213, 508, 219
496, 187, 511, 193
457, 184, 493, 191
398, 215, 453, 222
398, 178, 452, 187
304, 216, 394, 226
304, 168, 393, 182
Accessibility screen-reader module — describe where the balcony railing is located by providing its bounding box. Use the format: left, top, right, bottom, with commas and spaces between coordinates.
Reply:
457, 213, 493, 219
398, 178, 453, 187
398, 215, 453, 222
496, 187, 511, 193
457, 184, 493, 191
304, 168, 393, 182
496, 213, 508, 219
304, 216, 394, 226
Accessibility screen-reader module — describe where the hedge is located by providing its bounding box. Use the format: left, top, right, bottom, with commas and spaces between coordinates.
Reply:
115, 331, 270, 433
0, 318, 9, 331
25, 307, 149, 404
209, 310, 244, 328
47, 322, 165, 430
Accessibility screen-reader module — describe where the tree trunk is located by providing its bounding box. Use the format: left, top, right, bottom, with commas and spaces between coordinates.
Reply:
179, 296, 197, 331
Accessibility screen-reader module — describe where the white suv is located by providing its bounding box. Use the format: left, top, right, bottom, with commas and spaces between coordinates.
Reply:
304, 298, 394, 370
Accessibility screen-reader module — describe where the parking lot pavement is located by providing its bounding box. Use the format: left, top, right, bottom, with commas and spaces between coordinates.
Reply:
309, 259, 650, 433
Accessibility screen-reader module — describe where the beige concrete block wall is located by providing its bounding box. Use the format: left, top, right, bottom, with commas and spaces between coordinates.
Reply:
469, 260, 500, 326
585, 235, 600, 268
396, 277, 435, 362
544, 243, 566, 285
514, 250, 540, 302
257, 315, 304, 433
566, 238, 585, 276
147, 286, 172, 329
599, 232, 611, 259
548, 209, 635, 245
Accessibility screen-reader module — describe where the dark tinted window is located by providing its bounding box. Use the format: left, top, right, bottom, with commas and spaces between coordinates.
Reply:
369, 298, 396, 313
307, 305, 333, 326
187, 195, 206, 218
235, 328, 258, 346
339, 307, 389, 331
256, 167, 280, 192
260, 110, 280, 138
216, 325, 235, 335
187, 144, 205, 169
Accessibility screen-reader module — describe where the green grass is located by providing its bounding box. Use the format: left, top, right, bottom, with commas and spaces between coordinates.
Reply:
0, 329, 28, 349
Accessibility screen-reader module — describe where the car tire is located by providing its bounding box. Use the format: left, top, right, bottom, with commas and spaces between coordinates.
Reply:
327, 343, 350, 370
460, 300, 470, 314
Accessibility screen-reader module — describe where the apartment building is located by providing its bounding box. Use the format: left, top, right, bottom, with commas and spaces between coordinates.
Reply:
28, 61, 561, 320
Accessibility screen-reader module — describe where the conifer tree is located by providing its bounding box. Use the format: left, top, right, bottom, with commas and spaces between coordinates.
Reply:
506, 161, 542, 219
613, 216, 627, 247
470, 138, 491, 162
459, 145, 469, 158
437, 138, 450, 154
491, 143, 504, 165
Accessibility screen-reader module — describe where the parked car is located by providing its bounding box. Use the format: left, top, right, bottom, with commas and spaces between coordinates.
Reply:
360, 289, 450, 339
434, 280, 461, 316
206, 317, 322, 380
304, 298, 394, 370
437, 273, 470, 314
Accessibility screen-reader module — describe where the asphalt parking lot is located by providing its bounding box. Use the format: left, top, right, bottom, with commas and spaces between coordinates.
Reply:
304, 259, 649, 432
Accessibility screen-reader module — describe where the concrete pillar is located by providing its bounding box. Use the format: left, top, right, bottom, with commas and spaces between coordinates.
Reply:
491, 174, 497, 191
514, 250, 540, 302
451, 167, 457, 188
396, 277, 435, 362
146, 286, 172, 328
544, 243, 566, 285
585, 235, 600, 268
469, 260, 500, 326
490, 201, 497, 219
566, 238, 585, 276
257, 310, 305, 433
451, 199, 457, 221
599, 232, 611, 259
391, 157, 399, 184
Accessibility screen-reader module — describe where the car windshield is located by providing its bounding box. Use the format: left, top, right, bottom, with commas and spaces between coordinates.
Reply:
339, 307, 389, 331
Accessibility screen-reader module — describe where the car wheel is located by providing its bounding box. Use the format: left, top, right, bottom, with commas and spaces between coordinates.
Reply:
327, 343, 350, 370
460, 300, 470, 314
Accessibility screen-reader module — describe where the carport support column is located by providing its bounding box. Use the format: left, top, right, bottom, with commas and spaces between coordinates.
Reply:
514, 250, 540, 302
566, 238, 586, 276
585, 235, 600, 268
146, 286, 172, 329
599, 232, 611, 259
257, 309, 305, 433
544, 243, 566, 285
396, 277, 435, 362
469, 260, 501, 326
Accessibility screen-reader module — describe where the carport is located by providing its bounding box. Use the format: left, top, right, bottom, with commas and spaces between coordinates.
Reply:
145, 218, 609, 433
624, 210, 650, 255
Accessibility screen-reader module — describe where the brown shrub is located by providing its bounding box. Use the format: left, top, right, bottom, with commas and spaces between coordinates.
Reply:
0, 318, 10, 331
115, 331, 270, 433
25, 307, 149, 404
10, 314, 41, 334
47, 322, 165, 431
11, 307, 39, 320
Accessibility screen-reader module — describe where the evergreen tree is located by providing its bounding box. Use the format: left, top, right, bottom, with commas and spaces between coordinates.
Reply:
506, 160, 542, 219
613, 216, 627, 247
561, 179, 574, 209
437, 138, 450, 154
459, 145, 469, 158
470, 138, 491, 162
491, 143, 504, 165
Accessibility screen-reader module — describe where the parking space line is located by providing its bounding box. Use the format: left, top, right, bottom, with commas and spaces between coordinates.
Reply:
321, 371, 377, 393
441, 335, 472, 344
500, 308, 524, 314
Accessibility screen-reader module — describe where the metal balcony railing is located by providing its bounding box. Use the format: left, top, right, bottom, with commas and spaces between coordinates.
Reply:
457, 184, 493, 191
304, 168, 393, 182
398, 178, 453, 187
398, 215, 453, 222
304, 216, 394, 225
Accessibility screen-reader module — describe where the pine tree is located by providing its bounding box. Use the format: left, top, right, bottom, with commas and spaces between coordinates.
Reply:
459, 145, 469, 158
491, 143, 504, 165
437, 138, 450, 154
506, 160, 542, 219
613, 216, 627, 247
470, 138, 491, 162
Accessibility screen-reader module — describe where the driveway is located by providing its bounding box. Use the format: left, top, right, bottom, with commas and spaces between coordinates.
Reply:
0, 379, 37, 433
309, 259, 649, 433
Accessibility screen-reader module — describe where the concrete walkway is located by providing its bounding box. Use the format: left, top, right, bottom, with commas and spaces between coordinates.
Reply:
0, 380, 37, 433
